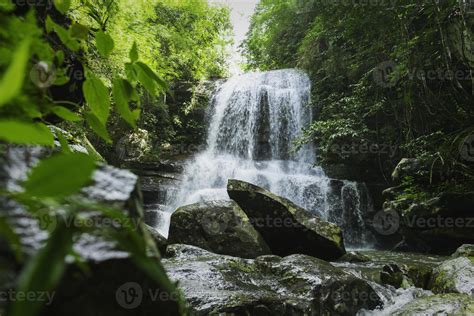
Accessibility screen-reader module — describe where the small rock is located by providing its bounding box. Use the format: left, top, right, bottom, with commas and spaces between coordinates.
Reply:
337, 251, 371, 263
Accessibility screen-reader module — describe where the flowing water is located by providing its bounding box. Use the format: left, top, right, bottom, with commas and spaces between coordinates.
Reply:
161, 69, 373, 247
157, 69, 450, 313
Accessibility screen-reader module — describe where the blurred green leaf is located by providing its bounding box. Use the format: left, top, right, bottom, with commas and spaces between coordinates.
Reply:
54, 24, 80, 51
51, 106, 82, 122
112, 77, 136, 127
129, 42, 139, 62
24, 152, 96, 198
0, 121, 54, 146
10, 219, 74, 316
83, 72, 110, 124
0, 216, 23, 262
135, 62, 169, 93
53, 0, 71, 14
69, 23, 89, 40
56, 131, 72, 154
0, 38, 31, 107
95, 31, 115, 58
125, 62, 137, 83
85, 112, 112, 143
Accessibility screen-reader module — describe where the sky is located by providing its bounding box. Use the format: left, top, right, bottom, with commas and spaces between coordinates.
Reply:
209, 0, 259, 74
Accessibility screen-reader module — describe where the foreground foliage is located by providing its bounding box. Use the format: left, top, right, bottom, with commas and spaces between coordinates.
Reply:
0, 0, 231, 315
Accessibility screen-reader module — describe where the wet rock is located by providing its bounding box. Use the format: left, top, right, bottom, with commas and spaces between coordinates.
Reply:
391, 158, 423, 183
145, 224, 168, 253
452, 244, 474, 258
227, 179, 346, 261
429, 257, 474, 295
124, 160, 184, 206
168, 200, 271, 258
392, 293, 474, 315
163, 244, 382, 315
380, 263, 433, 290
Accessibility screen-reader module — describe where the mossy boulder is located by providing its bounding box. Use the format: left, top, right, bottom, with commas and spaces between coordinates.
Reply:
168, 200, 271, 258
392, 294, 474, 315
429, 257, 474, 295
163, 244, 382, 315
380, 263, 433, 289
227, 179, 346, 261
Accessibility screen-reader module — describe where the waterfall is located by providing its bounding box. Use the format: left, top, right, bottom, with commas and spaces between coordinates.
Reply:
161, 69, 372, 247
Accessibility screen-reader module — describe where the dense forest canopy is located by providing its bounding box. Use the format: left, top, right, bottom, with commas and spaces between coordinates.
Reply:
244, 0, 474, 189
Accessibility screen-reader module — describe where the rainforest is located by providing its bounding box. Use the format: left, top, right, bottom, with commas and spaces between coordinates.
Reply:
0, 0, 473, 315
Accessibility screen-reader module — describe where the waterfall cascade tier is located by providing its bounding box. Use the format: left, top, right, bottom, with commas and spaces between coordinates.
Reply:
163, 69, 373, 247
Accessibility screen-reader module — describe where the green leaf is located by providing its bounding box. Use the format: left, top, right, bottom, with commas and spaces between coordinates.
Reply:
56, 50, 65, 66
10, 219, 73, 316
135, 62, 169, 92
55, 24, 80, 51
24, 152, 96, 198
51, 106, 82, 122
125, 62, 137, 83
45, 16, 55, 33
0, 216, 23, 262
85, 112, 112, 143
53, 0, 71, 14
56, 131, 72, 153
129, 42, 139, 62
0, 121, 54, 146
112, 78, 136, 127
83, 72, 110, 124
0, 38, 31, 107
95, 31, 115, 58
69, 23, 89, 40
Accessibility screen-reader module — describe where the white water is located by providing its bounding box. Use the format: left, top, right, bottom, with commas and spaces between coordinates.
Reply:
161, 69, 371, 246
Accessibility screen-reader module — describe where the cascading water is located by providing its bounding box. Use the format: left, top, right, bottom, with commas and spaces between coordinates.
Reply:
162, 69, 372, 247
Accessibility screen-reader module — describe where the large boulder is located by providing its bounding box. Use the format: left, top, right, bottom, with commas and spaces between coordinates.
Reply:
227, 179, 346, 261
428, 257, 474, 295
163, 244, 382, 315
391, 294, 474, 315
168, 200, 271, 258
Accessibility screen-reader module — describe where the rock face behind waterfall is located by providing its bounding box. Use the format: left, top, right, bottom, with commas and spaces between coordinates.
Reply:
227, 179, 346, 261
163, 244, 381, 315
168, 200, 271, 258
